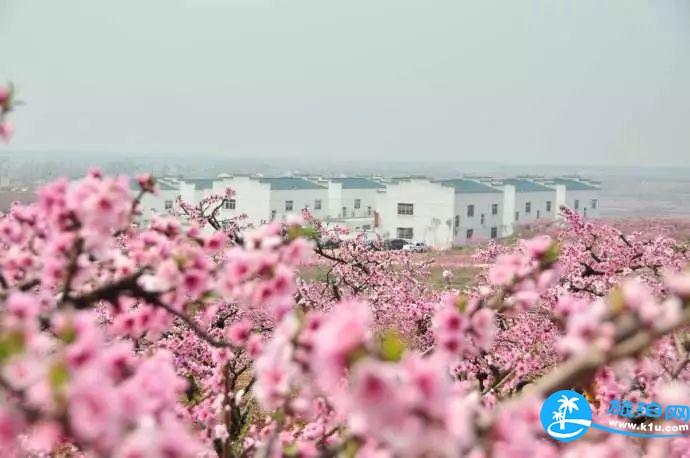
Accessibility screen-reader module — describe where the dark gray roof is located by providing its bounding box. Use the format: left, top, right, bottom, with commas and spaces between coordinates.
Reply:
331, 177, 385, 189
502, 178, 554, 192
551, 178, 601, 191
259, 177, 325, 190
158, 182, 179, 191
440, 179, 502, 194
386, 176, 440, 185
184, 178, 215, 190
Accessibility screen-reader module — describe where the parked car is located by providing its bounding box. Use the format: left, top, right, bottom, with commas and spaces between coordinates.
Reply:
385, 238, 409, 250
402, 241, 429, 253
365, 239, 384, 251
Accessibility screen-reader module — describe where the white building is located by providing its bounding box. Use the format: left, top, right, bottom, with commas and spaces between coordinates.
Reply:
375, 177, 514, 248
498, 178, 561, 226
135, 177, 183, 224
261, 177, 328, 221
548, 177, 601, 218
182, 176, 328, 227
376, 177, 455, 248
179, 178, 215, 206
209, 176, 271, 227
131, 173, 601, 249
439, 179, 510, 244
322, 177, 385, 232
198, 175, 387, 232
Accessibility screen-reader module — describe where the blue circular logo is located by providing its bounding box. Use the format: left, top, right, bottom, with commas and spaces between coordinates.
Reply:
540, 390, 592, 442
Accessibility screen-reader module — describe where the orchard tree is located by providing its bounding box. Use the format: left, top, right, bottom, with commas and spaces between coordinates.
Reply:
0, 170, 687, 457
0, 82, 18, 142
1, 82, 690, 457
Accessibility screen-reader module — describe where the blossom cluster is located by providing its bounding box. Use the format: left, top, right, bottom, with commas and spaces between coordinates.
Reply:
251, 228, 690, 456
0, 166, 689, 457
173, 189, 249, 240
0, 171, 313, 456
297, 212, 438, 349
0, 83, 16, 142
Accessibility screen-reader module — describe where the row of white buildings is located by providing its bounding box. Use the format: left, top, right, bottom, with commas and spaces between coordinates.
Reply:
138, 174, 601, 249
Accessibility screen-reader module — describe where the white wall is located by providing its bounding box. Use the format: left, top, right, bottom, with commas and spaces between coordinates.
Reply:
133, 175, 600, 246
179, 182, 199, 206
513, 190, 557, 225
565, 189, 601, 218
376, 179, 455, 248
555, 184, 567, 219
214, 177, 272, 227
326, 182, 378, 218
340, 188, 378, 219
138, 188, 180, 224
501, 185, 516, 237
269, 188, 328, 221
323, 182, 379, 232
327, 182, 343, 219
452, 192, 504, 245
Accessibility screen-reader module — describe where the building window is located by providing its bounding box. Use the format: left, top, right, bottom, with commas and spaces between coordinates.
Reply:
574, 200, 579, 210
490, 227, 498, 239
362, 224, 371, 231
480, 213, 485, 225
164, 200, 173, 210
537, 210, 541, 219
342, 206, 347, 217
397, 203, 414, 215
591, 199, 597, 209
396, 227, 414, 239
466, 229, 474, 240
285, 200, 293, 211
491, 203, 498, 215
224, 199, 236, 210
314, 199, 322, 210
515, 211, 519, 221
454, 215, 459, 235
525, 202, 531, 214
367, 206, 372, 216
354, 199, 361, 209
546, 201, 552, 212
271, 210, 276, 220
467, 205, 475, 217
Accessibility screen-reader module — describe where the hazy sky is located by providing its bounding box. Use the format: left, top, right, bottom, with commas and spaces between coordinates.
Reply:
1, 0, 689, 166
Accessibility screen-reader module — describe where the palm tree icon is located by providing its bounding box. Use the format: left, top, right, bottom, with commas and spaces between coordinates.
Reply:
555, 395, 579, 430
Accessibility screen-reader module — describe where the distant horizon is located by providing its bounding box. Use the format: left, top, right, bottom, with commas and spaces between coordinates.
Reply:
3, 164, 690, 219
3, 148, 690, 171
